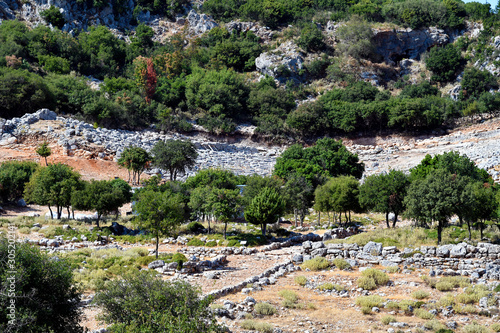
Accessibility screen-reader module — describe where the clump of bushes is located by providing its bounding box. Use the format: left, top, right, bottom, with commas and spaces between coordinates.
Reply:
462, 323, 489, 333
357, 268, 389, 290
317, 282, 345, 292
490, 323, 500, 332
381, 315, 396, 325
294, 275, 307, 286
301, 257, 330, 271
356, 295, 384, 308
279, 290, 299, 308
414, 308, 434, 320
254, 302, 276, 316
332, 258, 351, 270
187, 238, 205, 246
240, 320, 273, 333
412, 290, 430, 300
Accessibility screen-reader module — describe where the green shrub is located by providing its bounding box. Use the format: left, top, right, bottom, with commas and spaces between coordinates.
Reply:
494, 284, 500, 293
93, 271, 224, 332
279, 289, 299, 308
461, 323, 489, 333
317, 282, 345, 292
437, 294, 456, 307
294, 275, 307, 286
332, 258, 351, 270
205, 240, 217, 247
361, 306, 372, 314
301, 257, 330, 271
357, 276, 377, 290
187, 238, 205, 246
385, 301, 399, 310
386, 266, 400, 273
254, 302, 276, 316
490, 323, 500, 332
412, 290, 430, 300
307, 302, 317, 310
414, 308, 434, 320
358, 268, 389, 290
424, 319, 446, 331
454, 304, 478, 315
356, 295, 384, 308
240, 320, 273, 333
0, 239, 82, 332
436, 281, 454, 292
40, 5, 66, 29
18, 227, 31, 234
381, 315, 396, 325
362, 269, 389, 285
186, 221, 205, 234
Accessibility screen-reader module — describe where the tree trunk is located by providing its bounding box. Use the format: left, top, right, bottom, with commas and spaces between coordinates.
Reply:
437, 221, 443, 245
393, 213, 398, 228
294, 209, 298, 227
348, 211, 351, 223
44, 156, 48, 166
480, 221, 484, 240
224, 221, 227, 239
338, 211, 341, 225
155, 233, 160, 259
48, 205, 53, 219
207, 218, 211, 235
96, 213, 101, 228
344, 211, 348, 225
386, 212, 390, 229
262, 223, 266, 237
328, 212, 331, 227
317, 211, 321, 226
57, 205, 62, 219
67, 207, 71, 219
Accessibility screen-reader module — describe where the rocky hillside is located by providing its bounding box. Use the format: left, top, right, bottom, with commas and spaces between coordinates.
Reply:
0, 0, 499, 141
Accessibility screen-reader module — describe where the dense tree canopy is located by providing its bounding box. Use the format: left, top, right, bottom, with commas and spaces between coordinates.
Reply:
24, 163, 83, 219
151, 139, 198, 181
245, 187, 285, 237
359, 170, 410, 228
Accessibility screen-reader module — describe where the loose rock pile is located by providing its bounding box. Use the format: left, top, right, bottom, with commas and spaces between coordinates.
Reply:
1, 110, 281, 178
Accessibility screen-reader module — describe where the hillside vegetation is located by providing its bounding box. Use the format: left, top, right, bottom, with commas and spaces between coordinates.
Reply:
0, 0, 499, 141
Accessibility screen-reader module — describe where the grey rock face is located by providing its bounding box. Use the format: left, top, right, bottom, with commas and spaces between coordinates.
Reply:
187, 10, 217, 36
255, 41, 305, 84
373, 27, 449, 63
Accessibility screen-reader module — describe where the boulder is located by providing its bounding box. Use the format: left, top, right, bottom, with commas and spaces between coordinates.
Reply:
363, 241, 382, 256
255, 41, 305, 84
187, 10, 218, 36
437, 244, 453, 257
450, 244, 467, 258
148, 260, 165, 269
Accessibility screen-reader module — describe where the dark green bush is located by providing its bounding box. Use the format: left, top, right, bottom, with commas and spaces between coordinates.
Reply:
93, 271, 224, 332
40, 5, 66, 29
0, 161, 39, 203
186, 221, 205, 234
425, 44, 462, 83
0, 239, 82, 332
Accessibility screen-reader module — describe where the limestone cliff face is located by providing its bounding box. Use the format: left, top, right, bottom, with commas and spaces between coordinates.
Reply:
372, 27, 450, 64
